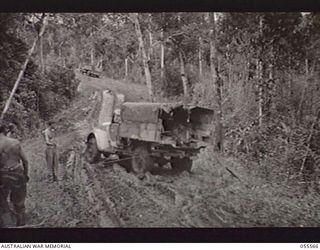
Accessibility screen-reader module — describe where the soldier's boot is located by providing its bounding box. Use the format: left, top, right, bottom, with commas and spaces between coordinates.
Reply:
17, 213, 26, 226
15, 210, 26, 226
13, 203, 26, 227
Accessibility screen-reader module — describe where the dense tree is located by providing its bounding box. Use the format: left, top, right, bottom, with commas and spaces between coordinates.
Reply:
130, 13, 154, 101
0, 13, 79, 138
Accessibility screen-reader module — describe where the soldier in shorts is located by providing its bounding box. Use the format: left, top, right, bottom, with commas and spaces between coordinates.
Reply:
0, 123, 29, 227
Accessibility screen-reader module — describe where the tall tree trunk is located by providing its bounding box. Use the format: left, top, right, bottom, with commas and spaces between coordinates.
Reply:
297, 58, 309, 123
160, 29, 165, 81
257, 15, 264, 127
288, 56, 296, 126
125, 57, 128, 77
226, 45, 232, 92
208, 12, 223, 152
1, 14, 48, 122
265, 63, 274, 121
228, 62, 232, 92
148, 32, 153, 60
147, 14, 153, 61
305, 58, 309, 77
58, 41, 63, 65
37, 30, 45, 124
37, 35, 44, 124
179, 50, 188, 102
90, 45, 95, 71
198, 36, 203, 79
257, 60, 263, 127
208, 14, 218, 82
131, 13, 154, 102
58, 47, 61, 60
265, 43, 275, 123
39, 35, 45, 74
160, 13, 166, 83
244, 60, 250, 82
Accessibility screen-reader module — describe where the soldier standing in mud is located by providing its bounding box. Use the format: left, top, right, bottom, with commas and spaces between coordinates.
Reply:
0, 123, 29, 227
43, 121, 58, 182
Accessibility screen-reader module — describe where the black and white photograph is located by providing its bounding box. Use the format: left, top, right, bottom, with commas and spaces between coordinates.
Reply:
1, 12, 320, 230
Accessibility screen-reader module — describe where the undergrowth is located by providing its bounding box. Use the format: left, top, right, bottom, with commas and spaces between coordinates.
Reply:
195, 147, 320, 227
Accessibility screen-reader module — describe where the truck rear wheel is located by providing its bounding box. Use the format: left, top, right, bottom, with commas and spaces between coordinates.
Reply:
84, 136, 101, 164
132, 145, 153, 179
170, 157, 193, 173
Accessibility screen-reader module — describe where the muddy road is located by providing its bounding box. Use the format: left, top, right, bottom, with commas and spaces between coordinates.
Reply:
22, 73, 244, 228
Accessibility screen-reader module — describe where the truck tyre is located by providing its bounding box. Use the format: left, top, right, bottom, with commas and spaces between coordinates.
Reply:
154, 157, 167, 168
170, 157, 193, 173
118, 155, 132, 173
84, 136, 101, 164
132, 145, 153, 179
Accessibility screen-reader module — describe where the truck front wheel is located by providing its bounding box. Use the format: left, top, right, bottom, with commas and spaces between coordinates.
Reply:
118, 155, 132, 173
84, 136, 101, 164
170, 157, 193, 173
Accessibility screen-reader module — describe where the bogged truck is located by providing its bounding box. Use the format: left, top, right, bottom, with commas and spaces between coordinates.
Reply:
84, 90, 214, 178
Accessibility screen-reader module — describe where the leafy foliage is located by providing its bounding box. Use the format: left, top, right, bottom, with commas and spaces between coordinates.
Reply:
0, 13, 79, 138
